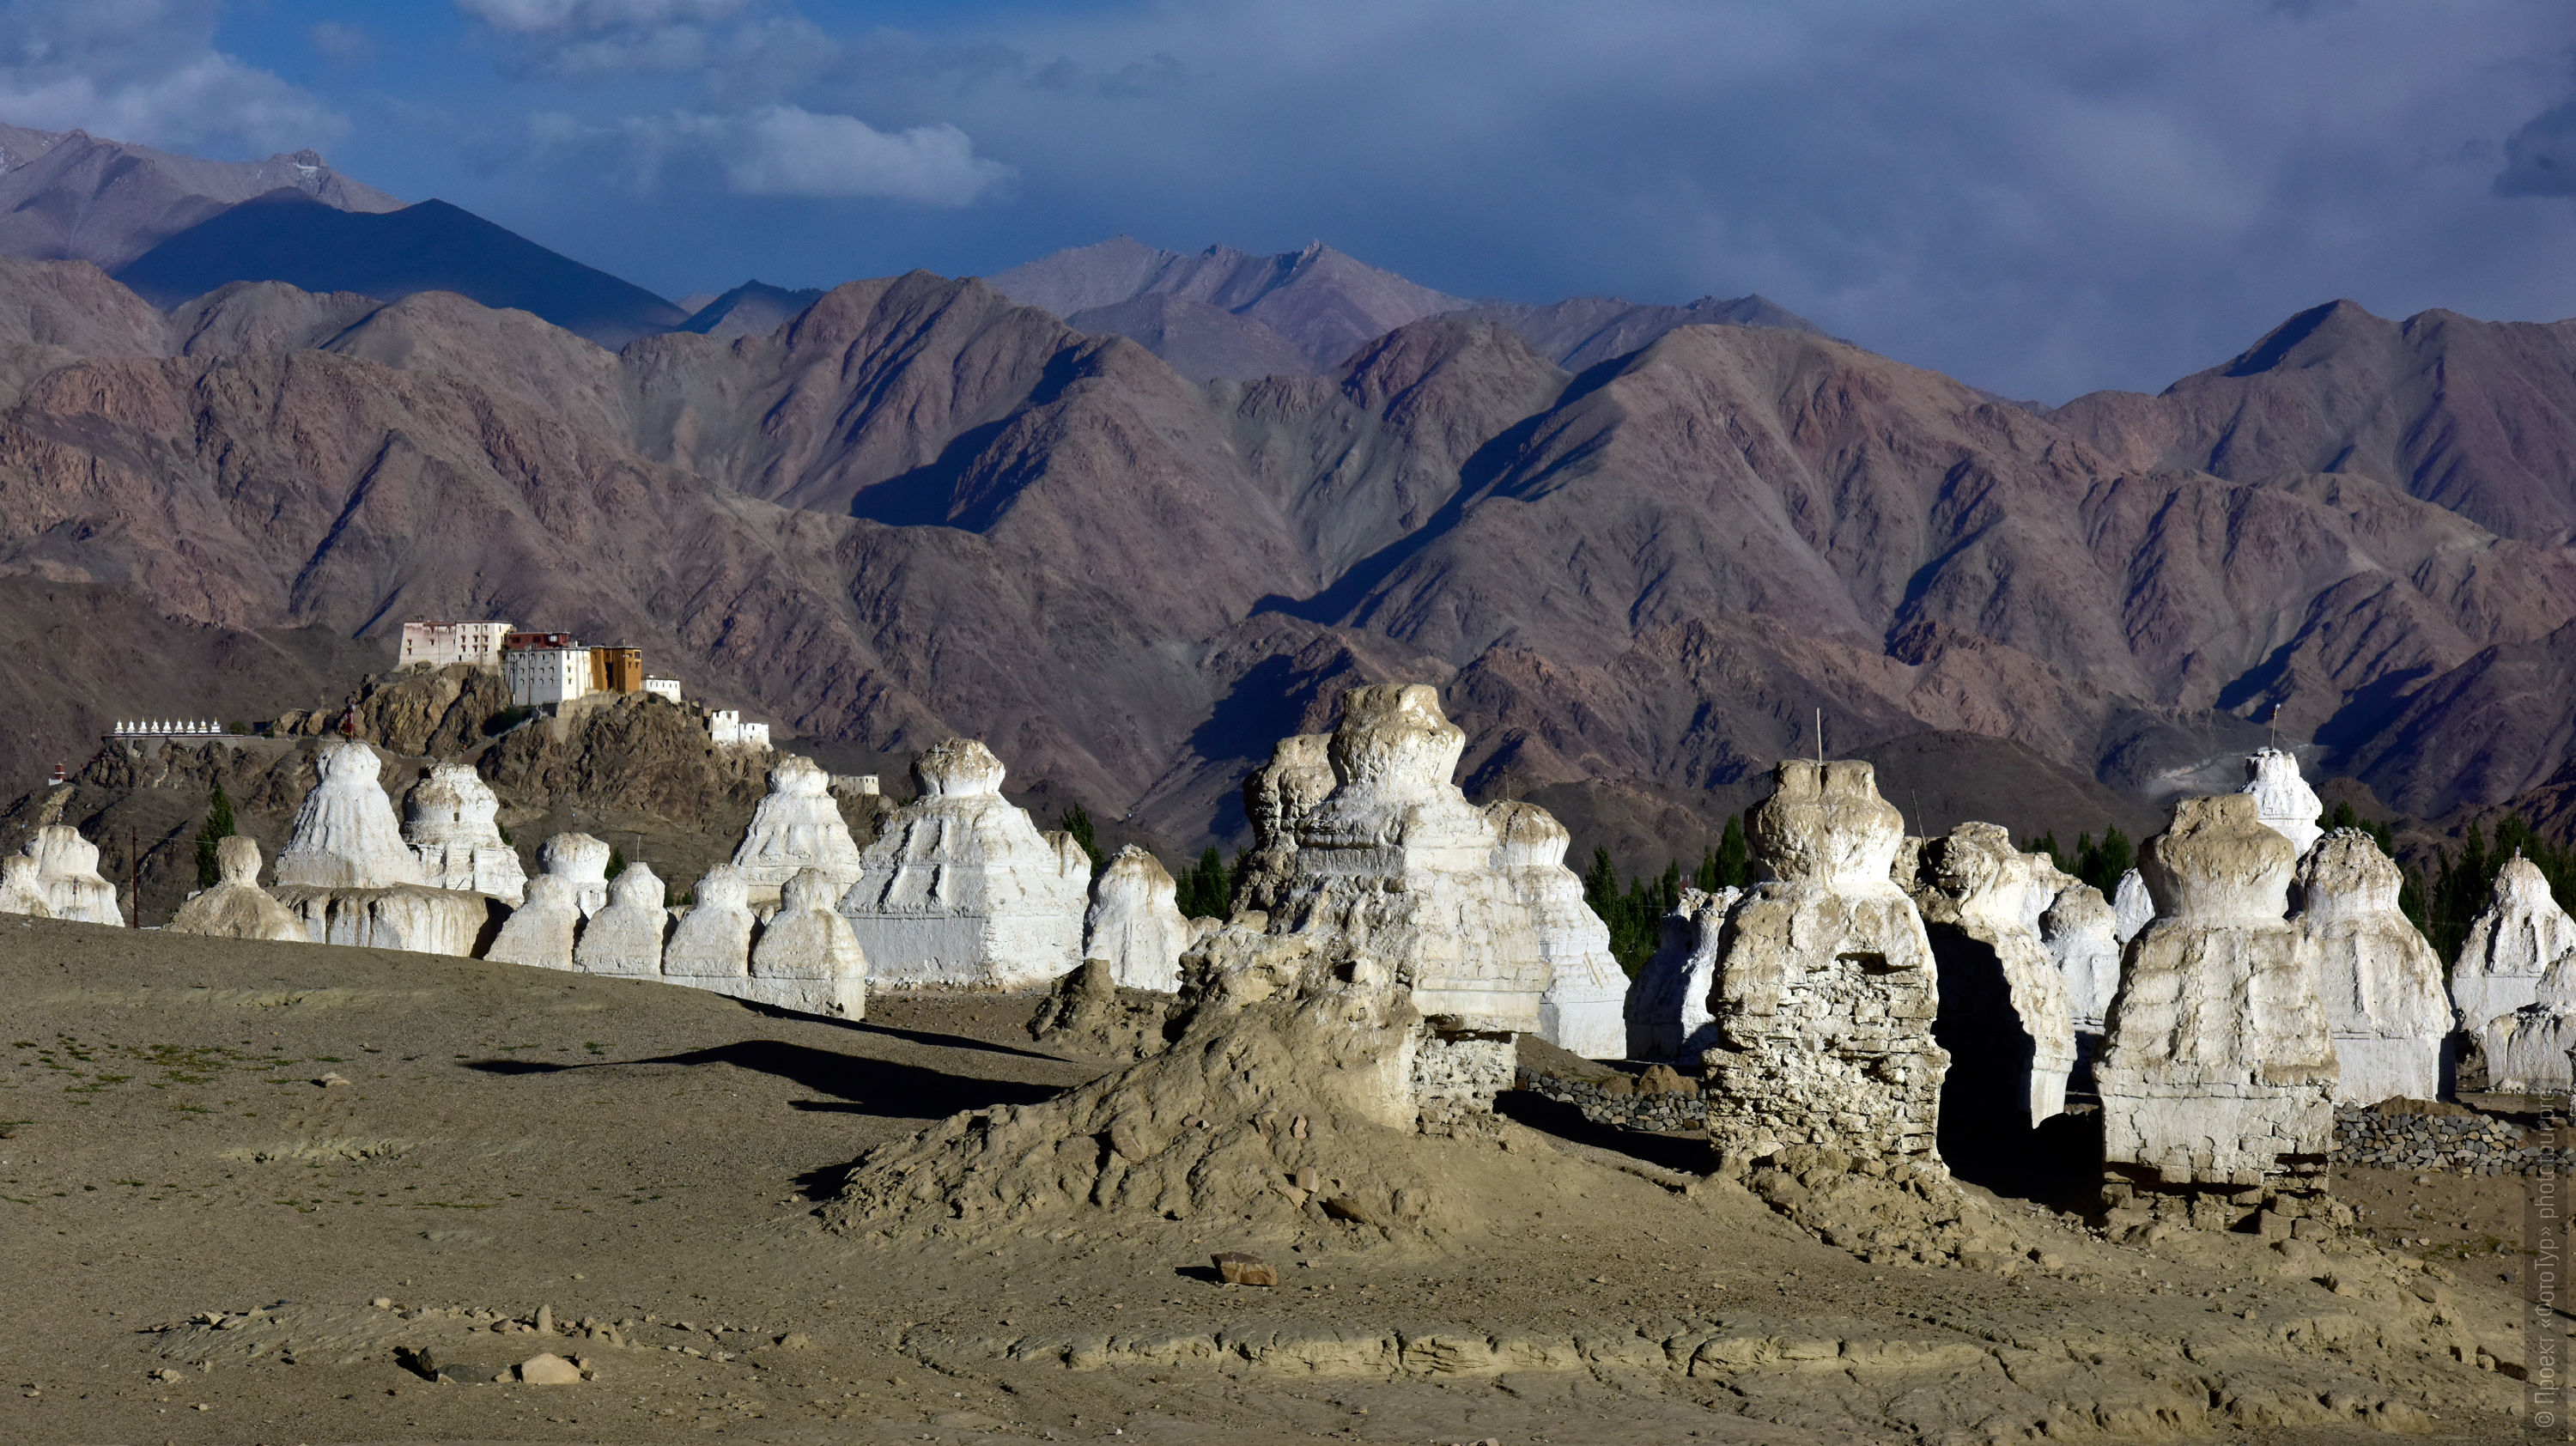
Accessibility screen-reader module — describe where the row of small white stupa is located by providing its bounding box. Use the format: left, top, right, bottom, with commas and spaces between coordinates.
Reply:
1626, 747, 2450, 1116
1585, 747, 2378, 1222
64, 727, 1623, 1055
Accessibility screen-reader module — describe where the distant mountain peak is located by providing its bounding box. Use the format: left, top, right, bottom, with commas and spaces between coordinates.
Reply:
988, 236, 1470, 380
0, 119, 404, 270
112, 190, 684, 349
674, 278, 829, 342
988, 234, 1822, 385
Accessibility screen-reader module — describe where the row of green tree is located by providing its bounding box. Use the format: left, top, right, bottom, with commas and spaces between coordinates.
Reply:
2014, 803, 2576, 965
1579, 817, 1754, 976
1572, 800, 2576, 977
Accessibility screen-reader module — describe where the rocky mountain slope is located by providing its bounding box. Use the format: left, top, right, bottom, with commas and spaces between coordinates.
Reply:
0, 123, 401, 270
1458, 292, 1822, 371
0, 246, 2567, 866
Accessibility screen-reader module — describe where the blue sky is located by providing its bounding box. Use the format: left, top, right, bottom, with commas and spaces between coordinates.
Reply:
6, 0, 2573, 400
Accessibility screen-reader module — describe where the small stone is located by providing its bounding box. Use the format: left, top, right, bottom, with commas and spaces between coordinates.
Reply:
517, 1352, 583, 1385
150, 1368, 185, 1382
536, 1304, 553, 1334
371, 1297, 393, 1309
775, 1332, 813, 1350
316, 1072, 352, 1088
1212, 1253, 1278, 1287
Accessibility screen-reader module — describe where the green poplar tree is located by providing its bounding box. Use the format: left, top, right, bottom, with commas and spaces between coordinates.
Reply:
195, 785, 236, 889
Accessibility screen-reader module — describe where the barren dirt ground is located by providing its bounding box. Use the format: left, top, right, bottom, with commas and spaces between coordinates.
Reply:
0, 916, 2546, 1444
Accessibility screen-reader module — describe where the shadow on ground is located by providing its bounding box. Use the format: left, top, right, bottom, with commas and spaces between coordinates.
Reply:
1496, 1091, 1710, 1176
465, 1038, 1069, 1120
723, 998, 1071, 1063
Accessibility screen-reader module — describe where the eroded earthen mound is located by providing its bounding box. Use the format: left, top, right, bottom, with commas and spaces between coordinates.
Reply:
829, 933, 1444, 1240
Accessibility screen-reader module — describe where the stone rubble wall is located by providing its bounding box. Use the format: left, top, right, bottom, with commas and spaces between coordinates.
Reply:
1515, 1066, 1708, 1133
2335, 1104, 2570, 1176
1518, 1065, 2576, 1179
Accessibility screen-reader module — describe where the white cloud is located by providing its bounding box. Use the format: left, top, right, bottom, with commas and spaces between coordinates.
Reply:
690, 105, 1010, 203
540, 103, 1012, 204
452, 0, 807, 81
0, 0, 339, 155
455, 0, 749, 36
308, 21, 375, 68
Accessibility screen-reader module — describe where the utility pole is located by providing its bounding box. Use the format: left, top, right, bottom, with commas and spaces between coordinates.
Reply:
126, 826, 139, 928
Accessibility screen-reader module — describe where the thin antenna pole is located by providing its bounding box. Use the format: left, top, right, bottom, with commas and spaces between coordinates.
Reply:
127, 826, 138, 928
1814, 708, 1824, 765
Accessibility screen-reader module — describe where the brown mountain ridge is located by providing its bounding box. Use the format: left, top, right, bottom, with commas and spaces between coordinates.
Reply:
0, 252, 2569, 868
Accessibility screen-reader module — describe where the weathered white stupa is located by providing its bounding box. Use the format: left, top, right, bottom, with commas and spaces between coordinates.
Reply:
2098, 793, 2333, 1227
166, 837, 305, 942
404, 762, 526, 903
22, 825, 120, 925
730, 755, 866, 907
1082, 845, 1190, 993
836, 738, 1086, 989
2451, 855, 2576, 1033
745, 867, 867, 1018
270, 741, 490, 955
2293, 829, 2448, 1104
1236, 685, 1552, 1116
1624, 886, 1736, 1064
1233, 733, 1335, 914
1910, 822, 2077, 1127
0, 854, 51, 918
2241, 748, 2324, 859
272, 742, 426, 890
1486, 799, 1627, 1059
2039, 878, 2123, 1036
2111, 868, 2153, 945
1698, 761, 1947, 1170
538, 833, 612, 918
574, 863, 667, 977
661, 864, 756, 993
484, 874, 582, 970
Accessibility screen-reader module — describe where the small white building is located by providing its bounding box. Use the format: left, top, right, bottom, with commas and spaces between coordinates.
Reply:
708, 710, 771, 749
503, 646, 592, 707
643, 677, 683, 702
398, 619, 519, 670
